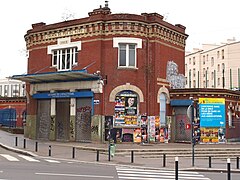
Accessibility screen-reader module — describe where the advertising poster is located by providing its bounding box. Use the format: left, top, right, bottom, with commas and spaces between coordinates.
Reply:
104, 116, 113, 141
125, 97, 137, 115
141, 116, 148, 143
122, 128, 134, 142
114, 94, 138, 127
200, 127, 219, 143
148, 116, 155, 142
199, 98, 225, 127
124, 116, 138, 126
114, 96, 125, 127
160, 128, 165, 143
155, 116, 160, 142
133, 128, 141, 143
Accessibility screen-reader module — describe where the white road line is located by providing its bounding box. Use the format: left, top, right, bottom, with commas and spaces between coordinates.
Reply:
35, 172, 114, 179
44, 159, 60, 163
116, 167, 211, 180
117, 171, 205, 177
0, 154, 19, 161
116, 167, 199, 174
18, 155, 40, 162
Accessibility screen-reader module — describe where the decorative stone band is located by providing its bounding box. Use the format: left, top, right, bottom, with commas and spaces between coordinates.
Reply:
25, 21, 187, 49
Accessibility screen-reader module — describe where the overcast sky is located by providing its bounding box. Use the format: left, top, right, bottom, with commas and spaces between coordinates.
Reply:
1, 0, 239, 78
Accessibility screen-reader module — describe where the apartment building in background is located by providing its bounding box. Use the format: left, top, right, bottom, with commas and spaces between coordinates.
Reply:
0, 78, 25, 97
185, 38, 240, 90
0, 78, 26, 127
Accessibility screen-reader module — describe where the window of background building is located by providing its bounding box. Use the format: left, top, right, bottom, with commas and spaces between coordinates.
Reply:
203, 81, 206, 88
211, 57, 214, 66
22, 84, 26, 96
217, 64, 220, 72
217, 78, 220, 86
193, 57, 195, 65
12, 84, 20, 97
211, 72, 214, 80
203, 68, 205, 77
193, 68, 196, 77
119, 43, 136, 67
193, 80, 196, 88
52, 47, 78, 71
217, 51, 220, 59
189, 58, 191, 64
0, 85, 2, 96
4, 85, 8, 97
222, 63, 225, 70
222, 49, 224, 59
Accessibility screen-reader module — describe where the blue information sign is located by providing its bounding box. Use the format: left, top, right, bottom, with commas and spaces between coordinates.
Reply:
199, 98, 225, 128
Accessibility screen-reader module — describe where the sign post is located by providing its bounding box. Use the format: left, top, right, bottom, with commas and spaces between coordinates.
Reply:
187, 100, 195, 167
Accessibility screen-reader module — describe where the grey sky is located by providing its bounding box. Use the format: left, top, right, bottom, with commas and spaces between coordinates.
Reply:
1, 0, 239, 78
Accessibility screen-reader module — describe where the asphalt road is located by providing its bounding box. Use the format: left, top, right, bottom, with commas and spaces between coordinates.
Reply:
1, 146, 240, 180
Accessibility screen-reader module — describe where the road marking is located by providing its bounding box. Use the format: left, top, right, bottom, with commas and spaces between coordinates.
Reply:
116, 167, 211, 180
44, 159, 60, 163
35, 172, 114, 179
18, 155, 40, 162
0, 154, 19, 161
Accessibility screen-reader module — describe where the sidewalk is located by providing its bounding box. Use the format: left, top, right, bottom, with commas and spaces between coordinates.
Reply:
0, 129, 240, 173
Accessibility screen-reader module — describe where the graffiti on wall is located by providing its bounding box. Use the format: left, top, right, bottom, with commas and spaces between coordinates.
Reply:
166, 61, 186, 89
38, 112, 50, 139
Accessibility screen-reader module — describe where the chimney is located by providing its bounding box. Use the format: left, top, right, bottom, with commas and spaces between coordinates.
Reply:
105, 1, 109, 8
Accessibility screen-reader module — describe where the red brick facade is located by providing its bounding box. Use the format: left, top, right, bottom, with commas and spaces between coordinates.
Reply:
25, 6, 187, 118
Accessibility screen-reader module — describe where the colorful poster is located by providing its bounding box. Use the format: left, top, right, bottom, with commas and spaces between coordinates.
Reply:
133, 128, 141, 143
122, 128, 134, 142
148, 116, 155, 142
141, 115, 148, 143
200, 127, 219, 143
124, 116, 138, 126
125, 97, 137, 115
160, 128, 165, 143
140, 115, 148, 128
114, 94, 138, 127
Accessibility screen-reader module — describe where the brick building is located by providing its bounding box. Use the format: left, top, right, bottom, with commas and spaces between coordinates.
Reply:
12, 3, 188, 142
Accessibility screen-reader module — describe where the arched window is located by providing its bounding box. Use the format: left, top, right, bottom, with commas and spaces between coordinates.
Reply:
160, 93, 166, 126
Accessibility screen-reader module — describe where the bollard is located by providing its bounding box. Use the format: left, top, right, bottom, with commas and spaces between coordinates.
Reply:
227, 158, 231, 180
175, 157, 178, 180
35, 142, 38, 152
163, 154, 166, 167
237, 157, 239, 169
209, 156, 212, 168
131, 151, 134, 163
72, 147, 75, 159
96, 150, 99, 162
23, 139, 26, 149
15, 137, 18, 147
49, 145, 51, 156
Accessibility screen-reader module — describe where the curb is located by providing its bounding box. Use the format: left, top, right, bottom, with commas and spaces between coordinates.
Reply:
0, 143, 38, 157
